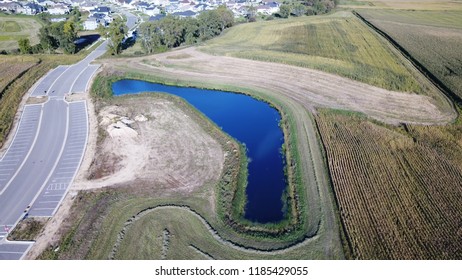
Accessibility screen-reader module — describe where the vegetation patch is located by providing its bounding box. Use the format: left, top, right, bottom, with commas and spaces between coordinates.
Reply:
8, 217, 48, 241
357, 9, 462, 102
0, 15, 42, 51
202, 11, 427, 94
315, 108, 462, 259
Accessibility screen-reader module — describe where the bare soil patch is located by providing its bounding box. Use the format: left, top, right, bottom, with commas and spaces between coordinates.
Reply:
78, 95, 224, 193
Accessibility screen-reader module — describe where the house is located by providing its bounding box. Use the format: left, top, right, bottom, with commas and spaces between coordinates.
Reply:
50, 17, 67, 22
256, 3, 279, 15
148, 13, 165, 21
0, 2, 22, 14
83, 17, 99, 30
79, 2, 98, 12
134, 1, 150, 11
47, 4, 70, 15
172, 10, 197, 18
145, 7, 160, 16
91, 6, 111, 15
23, 3, 45, 15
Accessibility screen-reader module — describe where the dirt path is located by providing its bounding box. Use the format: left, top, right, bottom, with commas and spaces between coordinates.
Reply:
115, 47, 455, 125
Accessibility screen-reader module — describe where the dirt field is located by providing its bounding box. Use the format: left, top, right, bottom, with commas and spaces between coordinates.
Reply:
113, 47, 455, 125
79, 94, 224, 193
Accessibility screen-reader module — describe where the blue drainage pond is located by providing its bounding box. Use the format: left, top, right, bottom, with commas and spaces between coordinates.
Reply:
112, 80, 286, 223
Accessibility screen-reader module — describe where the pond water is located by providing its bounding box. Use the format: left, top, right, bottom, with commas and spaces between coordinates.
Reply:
112, 80, 286, 223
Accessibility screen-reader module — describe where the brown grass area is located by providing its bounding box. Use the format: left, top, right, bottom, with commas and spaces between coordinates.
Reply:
315, 109, 462, 259
108, 47, 455, 125
0, 56, 38, 94
8, 217, 48, 241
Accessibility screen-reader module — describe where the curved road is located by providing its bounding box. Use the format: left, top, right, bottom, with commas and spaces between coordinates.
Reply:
0, 41, 107, 260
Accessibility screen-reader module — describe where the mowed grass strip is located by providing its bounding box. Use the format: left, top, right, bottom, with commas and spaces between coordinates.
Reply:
202, 11, 422, 93
315, 109, 462, 259
0, 15, 42, 50
113, 206, 329, 260
358, 9, 462, 100
0, 20, 21, 32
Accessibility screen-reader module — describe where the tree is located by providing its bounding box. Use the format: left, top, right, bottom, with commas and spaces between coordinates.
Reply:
245, 5, 257, 22
18, 38, 31, 54
61, 20, 77, 54
108, 17, 128, 55
183, 17, 200, 45
97, 23, 108, 39
292, 3, 307, 17
278, 4, 291, 18
39, 25, 57, 53
198, 10, 222, 40
216, 5, 234, 31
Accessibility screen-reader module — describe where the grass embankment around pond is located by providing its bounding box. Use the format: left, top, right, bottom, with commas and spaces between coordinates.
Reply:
38, 66, 342, 259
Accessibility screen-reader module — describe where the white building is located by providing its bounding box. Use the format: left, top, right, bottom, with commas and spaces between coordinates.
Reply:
47, 4, 70, 15
83, 17, 99, 30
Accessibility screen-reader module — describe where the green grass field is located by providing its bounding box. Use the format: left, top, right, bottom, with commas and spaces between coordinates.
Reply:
202, 11, 428, 94
358, 9, 462, 100
0, 15, 42, 51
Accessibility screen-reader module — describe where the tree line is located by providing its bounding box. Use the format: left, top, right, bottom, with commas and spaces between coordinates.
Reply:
277, 0, 339, 18
139, 5, 234, 54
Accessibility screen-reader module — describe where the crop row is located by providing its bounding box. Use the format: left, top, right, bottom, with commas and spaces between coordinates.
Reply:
357, 9, 462, 101
316, 110, 462, 259
202, 12, 423, 94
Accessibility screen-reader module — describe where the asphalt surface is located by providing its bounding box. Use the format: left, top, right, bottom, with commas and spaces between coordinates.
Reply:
0, 40, 108, 259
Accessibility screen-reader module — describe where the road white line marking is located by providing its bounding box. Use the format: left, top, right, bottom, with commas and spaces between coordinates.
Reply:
52, 101, 89, 217
26, 101, 70, 222
0, 106, 40, 163
47, 66, 73, 96
70, 65, 92, 94
0, 251, 24, 254
0, 105, 44, 195
84, 65, 100, 93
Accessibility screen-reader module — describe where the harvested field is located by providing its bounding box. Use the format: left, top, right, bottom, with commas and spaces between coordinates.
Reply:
202, 11, 429, 94
315, 109, 462, 259
357, 9, 462, 101
111, 47, 455, 125
339, 0, 462, 10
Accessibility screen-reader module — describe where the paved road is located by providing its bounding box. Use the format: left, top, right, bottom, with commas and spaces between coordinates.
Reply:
120, 10, 138, 31
0, 41, 107, 259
